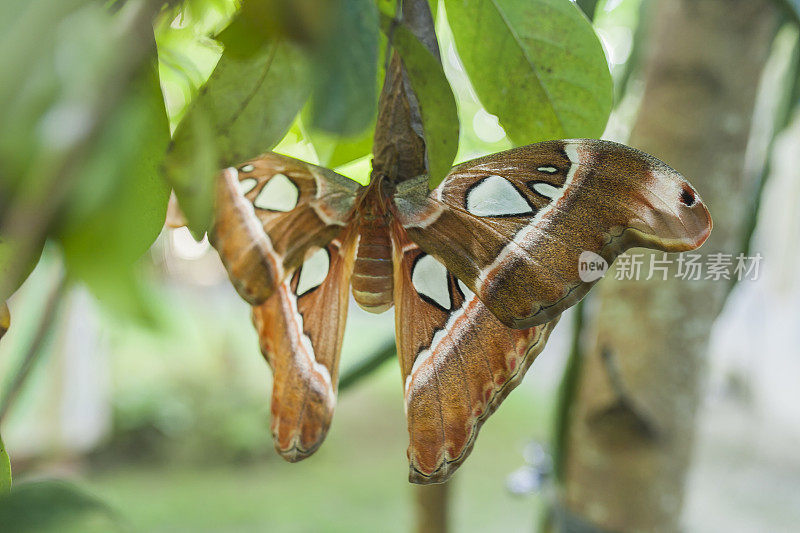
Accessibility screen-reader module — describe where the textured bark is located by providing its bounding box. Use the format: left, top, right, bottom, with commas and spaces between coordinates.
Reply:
557, 1, 778, 531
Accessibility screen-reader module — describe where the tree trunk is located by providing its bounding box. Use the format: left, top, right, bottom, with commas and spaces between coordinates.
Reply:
415, 483, 450, 533
555, 1, 778, 531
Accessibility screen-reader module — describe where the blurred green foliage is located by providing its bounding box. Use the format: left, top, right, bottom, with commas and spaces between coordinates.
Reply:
783, 0, 800, 24
83, 361, 556, 532
1, 432, 10, 493
0, 480, 124, 533
58, 63, 171, 322
0, 0, 170, 322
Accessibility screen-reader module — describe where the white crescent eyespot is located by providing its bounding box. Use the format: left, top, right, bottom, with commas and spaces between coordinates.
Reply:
296, 248, 330, 297
466, 175, 534, 217
237, 178, 258, 196
254, 173, 299, 212
412, 254, 451, 310
240, 164, 255, 173
530, 182, 561, 200
537, 166, 558, 174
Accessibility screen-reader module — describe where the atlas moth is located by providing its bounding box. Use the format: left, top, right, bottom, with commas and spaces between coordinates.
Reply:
209, 139, 711, 483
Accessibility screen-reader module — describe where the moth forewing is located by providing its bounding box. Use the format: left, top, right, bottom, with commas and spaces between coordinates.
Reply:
394, 139, 712, 329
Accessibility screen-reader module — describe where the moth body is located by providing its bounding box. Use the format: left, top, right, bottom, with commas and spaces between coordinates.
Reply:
351, 183, 395, 313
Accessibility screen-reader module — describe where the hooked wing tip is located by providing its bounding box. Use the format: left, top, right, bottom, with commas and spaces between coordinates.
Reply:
670, 193, 713, 252
270, 401, 333, 463
694, 203, 713, 249
408, 460, 457, 485
274, 432, 324, 463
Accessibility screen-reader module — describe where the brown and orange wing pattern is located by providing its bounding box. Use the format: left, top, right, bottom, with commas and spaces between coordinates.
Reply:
392, 225, 558, 484
393, 139, 712, 328
212, 152, 360, 306
252, 232, 357, 461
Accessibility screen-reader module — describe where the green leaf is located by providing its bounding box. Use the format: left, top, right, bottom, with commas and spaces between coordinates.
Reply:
305, 123, 375, 168
1, 2, 164, 314
303, 12, 392, 172
165, 36, 311, 234
0, 236, 43, 303
576, 0, 599, 20
377, 0, 398, 18
430, 0, 439, 20
0, 302, 8, 342
0, 1, 124, 199
0, 1, 94, 130
0, 432, 10, 494
0, 480, 124, 532
308, 0, 379, 135
57, 63, 171, 322
163, 107, 217, 238
382, 15, 459, 189
443, 0, 612, 144
218, 0, 331, 56
784, 0, 800, 25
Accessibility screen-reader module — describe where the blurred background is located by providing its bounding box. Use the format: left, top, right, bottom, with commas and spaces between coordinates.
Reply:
1, 0, 800, 531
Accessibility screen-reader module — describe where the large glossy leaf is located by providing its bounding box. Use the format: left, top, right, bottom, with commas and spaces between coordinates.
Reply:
57, 63, 171, 321
443, 0, 612, 144
382, 16, 459, 189
303, 14, 392, 172
1, 2, 167, 320
0, 1, 126, 200
0, 1, 93, 132
308, 0, 379, 135
0, 432, 10, 493
165, 27, 311, 234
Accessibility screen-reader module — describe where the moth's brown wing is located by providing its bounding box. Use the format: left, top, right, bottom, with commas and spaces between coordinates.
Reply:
394, 139, 712, 329
252, 233, 356, 461
392, 225, 558, 484
0, 302, 9, 341
213, 152, 360, 306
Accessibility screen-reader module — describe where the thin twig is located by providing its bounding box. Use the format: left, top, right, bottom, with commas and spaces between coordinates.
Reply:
551, 300, 585, 483
338, 340, 396, 392
0, 270, 68, 423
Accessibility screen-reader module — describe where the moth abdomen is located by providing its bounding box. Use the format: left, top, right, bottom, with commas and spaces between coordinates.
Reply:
352, 217, 394, 313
